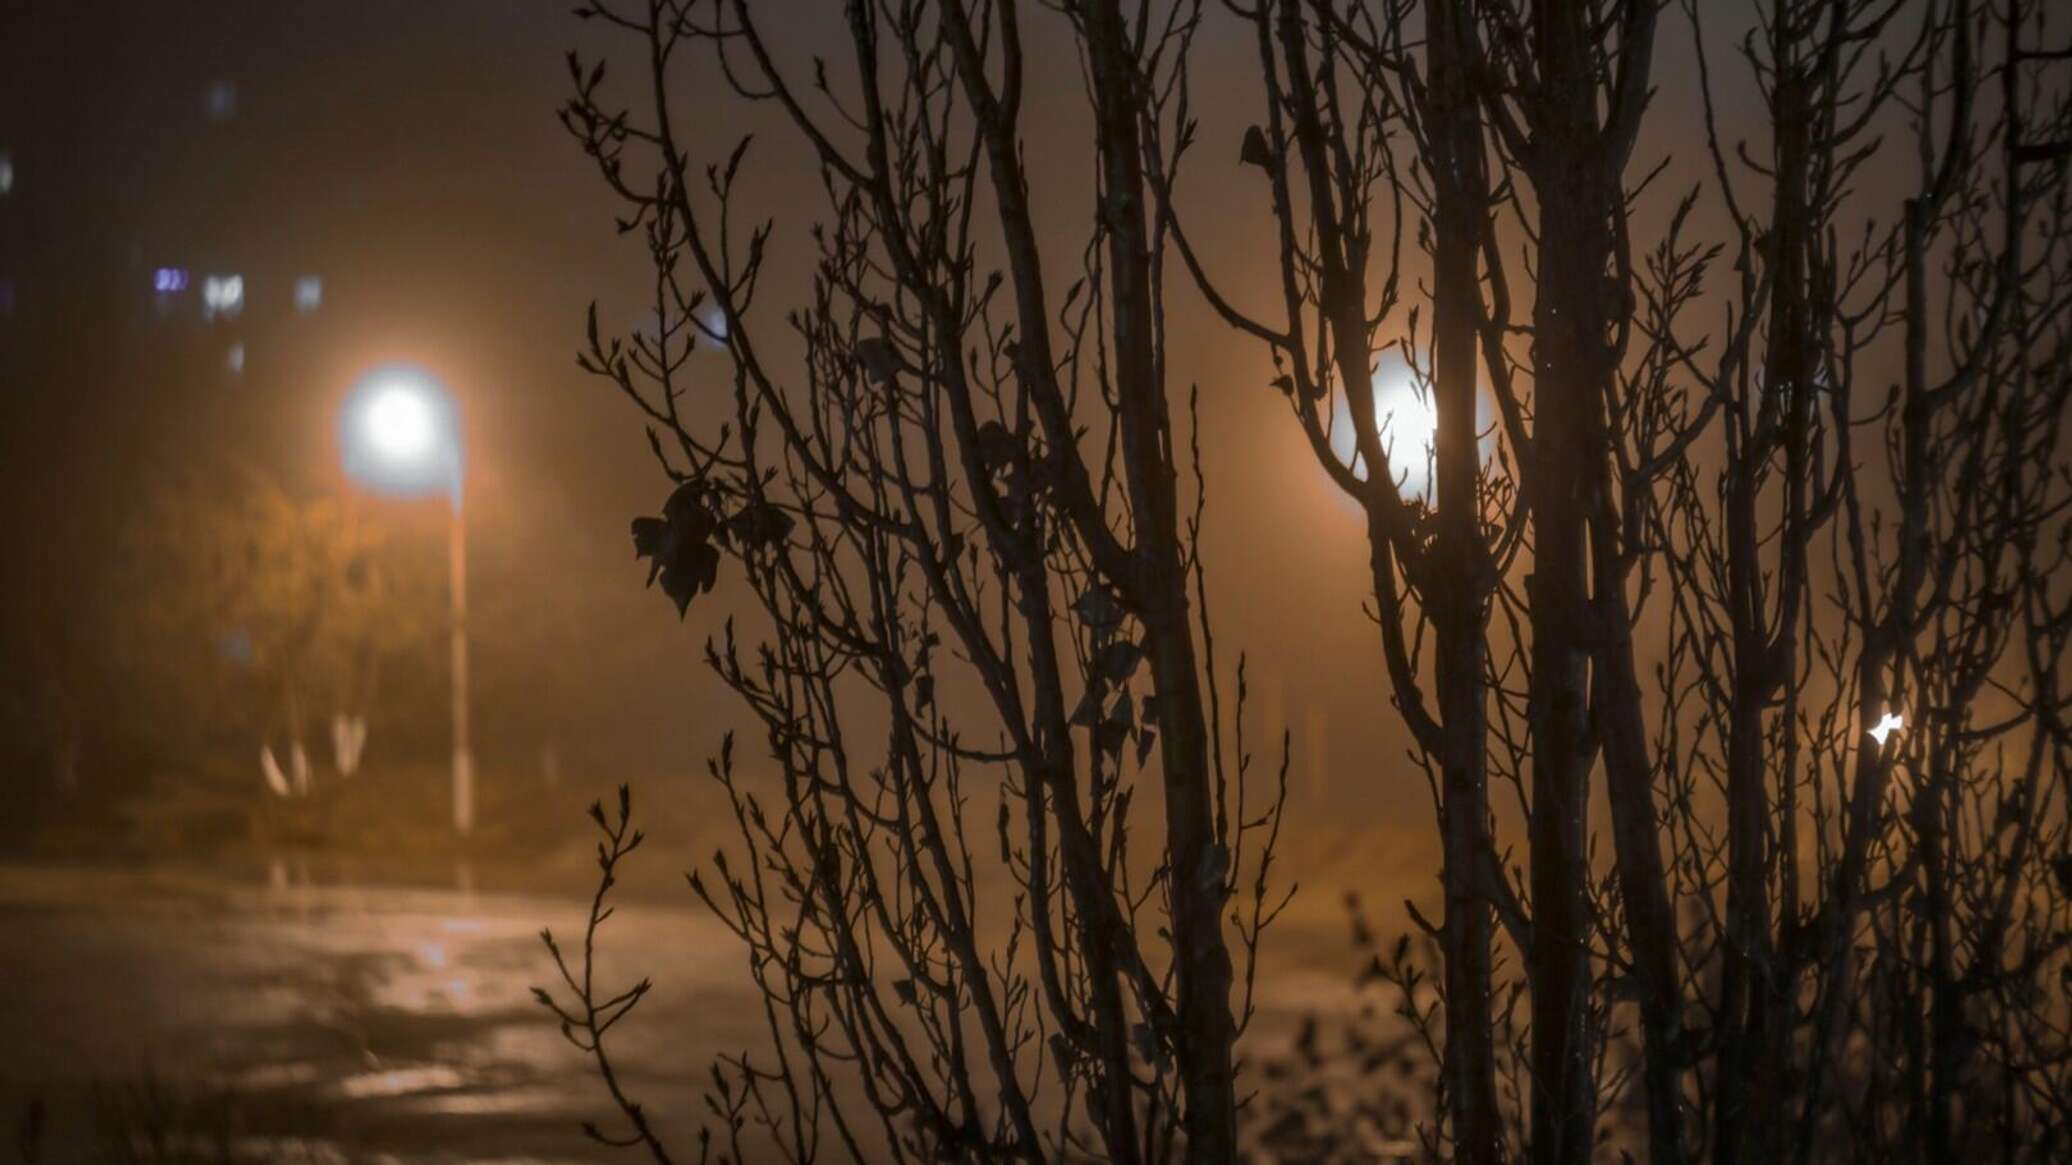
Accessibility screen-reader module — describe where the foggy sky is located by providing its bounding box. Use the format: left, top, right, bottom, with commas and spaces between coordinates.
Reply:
1, 1, 1792, 816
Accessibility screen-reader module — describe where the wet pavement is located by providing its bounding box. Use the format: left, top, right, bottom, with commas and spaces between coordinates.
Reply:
0, 821, 1414, 1162
0, 860, 757, 1162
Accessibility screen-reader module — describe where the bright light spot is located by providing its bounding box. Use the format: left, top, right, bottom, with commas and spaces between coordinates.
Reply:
364, 384, 438, 463
226, 343, 245, 374
1332, 355, 1441, 499
700, 303, 729, 342
153, 267, 189, 293
1868, 711, 1904, 746
1374, 375, 1440, 495
0, 152, 13, 196
294, 275, 322, 313
342, 368, 459, 496
201, 274, 243, 319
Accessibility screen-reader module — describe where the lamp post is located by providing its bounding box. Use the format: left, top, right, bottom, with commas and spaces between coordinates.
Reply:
342, 368, 473, 837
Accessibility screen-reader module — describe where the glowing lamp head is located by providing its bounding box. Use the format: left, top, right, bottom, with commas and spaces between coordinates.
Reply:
364, 384, 437, 463
342, 367, 461, 498
1868, 711, 1904, 746
1326, 350, 1489, 504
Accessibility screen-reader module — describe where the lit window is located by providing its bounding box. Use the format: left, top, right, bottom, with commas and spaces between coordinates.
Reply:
201, 274, 243, 319
294, 275, 322, 313
153, 267, 190, 293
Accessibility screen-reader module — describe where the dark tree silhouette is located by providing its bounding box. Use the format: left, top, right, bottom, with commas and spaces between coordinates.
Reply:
1170, 0, 1672, 1157
1160, 2, 1522, 1161
545, 0, 2070, 1162
1175, 0, 2070, 1162
543, 2, 1289, 1162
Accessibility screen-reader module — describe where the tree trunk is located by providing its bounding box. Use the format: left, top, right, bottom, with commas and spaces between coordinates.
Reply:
1524, 42, 1613, 1165
1082, 3, 1239, 1158
1717, 60, 1811, 1165
1426, 7, 1503, 1162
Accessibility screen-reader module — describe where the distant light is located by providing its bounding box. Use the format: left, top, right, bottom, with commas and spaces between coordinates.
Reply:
0, 152, 12, 196
294, 275, 322, 313
201, 274, 243, 319
364, 384, 438, 463
153, 267, 190, 293
1868, 711, 1904, 746
1329, 352, 1447, 500
699, 303, 729, 342
205, 81, 237, 121
1376, 374, 1440, 498
342, 367, 460, 496
227, 343, 246, 374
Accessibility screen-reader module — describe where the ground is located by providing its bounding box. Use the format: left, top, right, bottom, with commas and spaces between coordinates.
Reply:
0, 780, 1425, 1162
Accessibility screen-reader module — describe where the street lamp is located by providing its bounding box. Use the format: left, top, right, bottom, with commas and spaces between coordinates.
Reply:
341, 366, 474, 837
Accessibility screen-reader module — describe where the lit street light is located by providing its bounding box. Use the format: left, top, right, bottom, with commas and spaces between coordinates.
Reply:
364, 385, 436, 461
341, 367, 474, 837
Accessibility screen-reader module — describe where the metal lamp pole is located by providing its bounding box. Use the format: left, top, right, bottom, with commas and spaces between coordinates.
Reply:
448, 469, 473, 837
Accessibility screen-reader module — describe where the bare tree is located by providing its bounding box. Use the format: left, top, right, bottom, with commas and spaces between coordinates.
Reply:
1167, 0, 1673, 1159
542, 0, 2069, 1159
1178, 0, 2070, 1162
1659, 2, 1930, 1159
1697, 3, 2072, 1161
543, 1, 1289, 1162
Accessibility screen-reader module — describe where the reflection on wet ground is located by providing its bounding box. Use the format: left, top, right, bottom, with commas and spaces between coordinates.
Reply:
0, 823, 1415, 1162
0, 861, 756, 1162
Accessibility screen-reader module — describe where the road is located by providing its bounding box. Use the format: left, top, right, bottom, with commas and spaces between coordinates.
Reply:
0, 860, 757, 1162
0, 828, 1410, 1163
